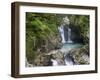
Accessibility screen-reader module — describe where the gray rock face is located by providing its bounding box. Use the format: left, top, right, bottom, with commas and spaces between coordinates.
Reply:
49, 50, 65, 65
33, 50, 65, 66
68, 45, 89, 65
26, 45, 89, 67
34, 54, 52, 66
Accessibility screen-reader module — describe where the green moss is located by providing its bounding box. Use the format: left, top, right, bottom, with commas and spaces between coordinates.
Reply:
79, 60, 86, 64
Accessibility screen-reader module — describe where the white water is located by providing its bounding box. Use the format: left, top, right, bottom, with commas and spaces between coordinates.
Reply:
58, 25, 66, 43
49, 49, 74, 66
58, 26, 74, 66
65, 59, 74, 65
64, 54, 74, 65
67, 27, 73, 43
51, 59, 58, 66
58, 25, 73, 44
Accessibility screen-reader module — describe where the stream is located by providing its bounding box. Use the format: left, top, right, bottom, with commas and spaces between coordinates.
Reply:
51, 23, 83, 66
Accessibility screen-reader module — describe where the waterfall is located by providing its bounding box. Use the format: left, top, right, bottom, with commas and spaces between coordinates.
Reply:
67, 27, 73, 43
65, 59, 74, 65
58, 23, 74, 66
58, 25, 66, 43
51, 59, 58, 66
64, 54, 74, 65
58, 26, 73, 44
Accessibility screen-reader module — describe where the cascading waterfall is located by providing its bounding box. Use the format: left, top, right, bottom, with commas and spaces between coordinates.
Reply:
58, 25, 74, 66
64, 53, 74, 65
58, 25, 66, 44
51, 59, 58, 66
58, 25, 73, 44
67, 27, 73, 43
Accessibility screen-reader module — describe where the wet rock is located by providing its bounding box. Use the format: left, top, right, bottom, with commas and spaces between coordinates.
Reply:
31, 50, 65, 66
34, 53, 52, 66
48, 50, 65, 65
68, 45, 89, 65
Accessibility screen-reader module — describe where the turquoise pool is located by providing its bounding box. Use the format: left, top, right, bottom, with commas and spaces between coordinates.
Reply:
62, 43, 83, 49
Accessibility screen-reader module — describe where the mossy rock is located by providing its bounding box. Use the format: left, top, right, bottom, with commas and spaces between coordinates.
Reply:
69, 45, 89, 65
34, 53, 52, 66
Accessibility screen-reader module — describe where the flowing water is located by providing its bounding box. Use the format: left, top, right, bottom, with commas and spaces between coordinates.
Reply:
51, 59, 58, 66
57, 25, 83, 66
62, 43, 83, 50
67, 27, 73, 43
61, 43, 83, 65
58, 25, 66, 43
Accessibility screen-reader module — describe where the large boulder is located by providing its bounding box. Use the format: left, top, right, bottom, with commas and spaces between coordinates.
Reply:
34, 53, 52, 66
68, 45, 89, 65
47, 50, 65, 65
33, 50, 65, 66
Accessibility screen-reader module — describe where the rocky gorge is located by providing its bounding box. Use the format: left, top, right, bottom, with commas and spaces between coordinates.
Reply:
26, 13, 90, 67
26, 44, 89, 67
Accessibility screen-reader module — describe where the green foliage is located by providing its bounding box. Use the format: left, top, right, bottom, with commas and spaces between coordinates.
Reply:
26, 38, 36, 64
26, 13, 89, 64
26, 13, 61, 64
